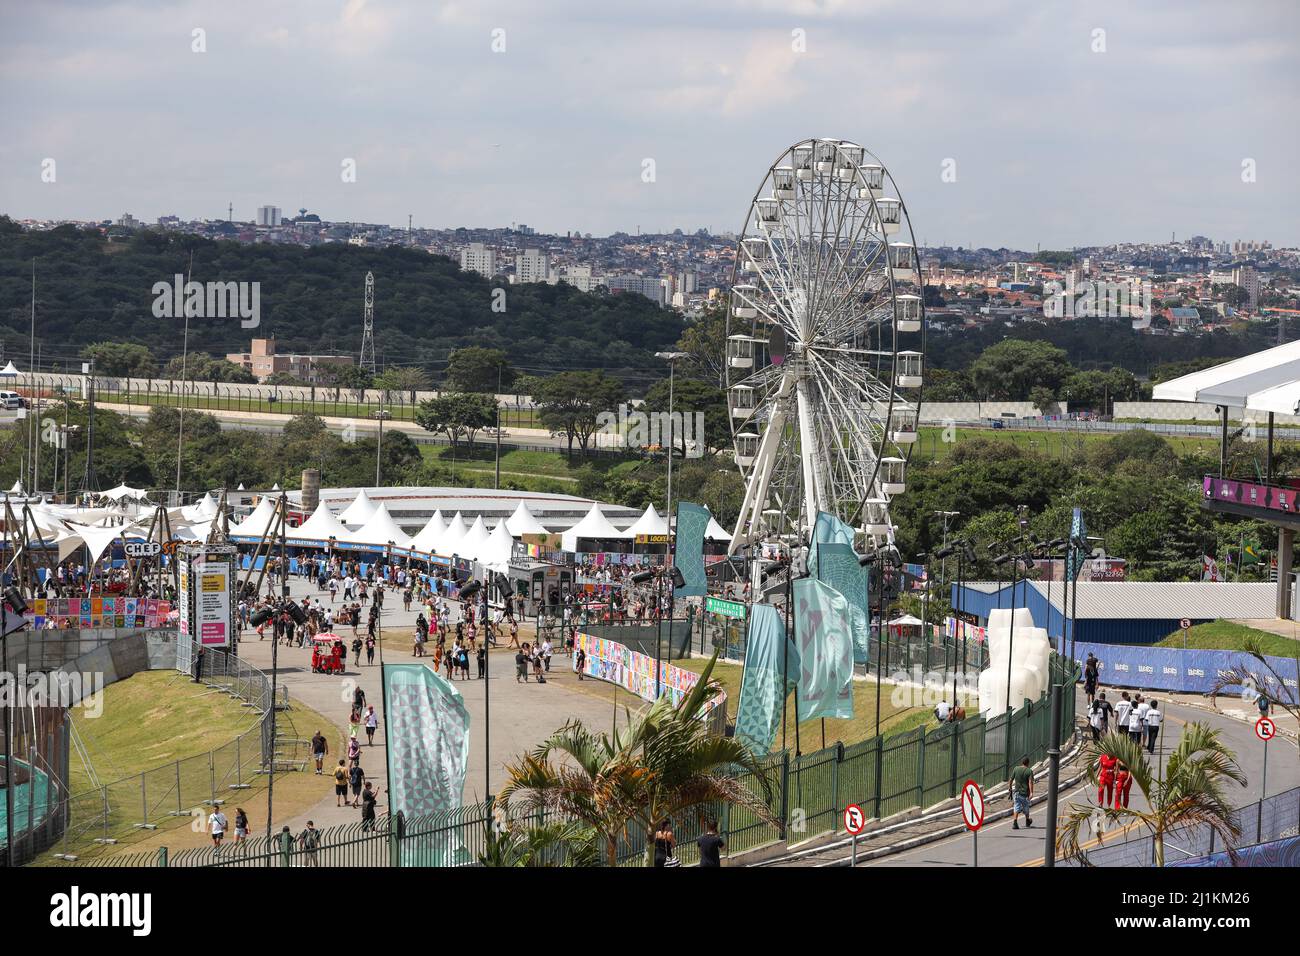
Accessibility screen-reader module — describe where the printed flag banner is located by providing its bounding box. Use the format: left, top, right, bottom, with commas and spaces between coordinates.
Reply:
673, 501, 709, 598
792, 577, 855, 721
807, 510, 855, 578
1067, 506, 1087, 581
734, 603, 796, 756
383, 663, 471, 864
816, 542, 870, 665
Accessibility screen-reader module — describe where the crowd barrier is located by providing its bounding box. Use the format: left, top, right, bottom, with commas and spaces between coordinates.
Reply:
1071, 641, 1300, 696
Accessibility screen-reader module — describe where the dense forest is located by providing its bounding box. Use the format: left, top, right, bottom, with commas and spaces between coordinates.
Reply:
0, 218, 685, 381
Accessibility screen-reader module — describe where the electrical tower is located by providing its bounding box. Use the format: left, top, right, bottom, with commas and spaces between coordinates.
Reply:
359, 271, 377, 374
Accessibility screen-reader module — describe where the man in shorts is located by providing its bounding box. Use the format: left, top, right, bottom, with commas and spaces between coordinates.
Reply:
311, 730, 328, 774
1009, 756, 1034, 829
334, 759, 349, 807
208, 807, 228, 849
297, 821, 321, 866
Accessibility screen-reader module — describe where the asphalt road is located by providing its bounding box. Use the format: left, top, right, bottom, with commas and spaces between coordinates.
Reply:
871, 689, 1299, 867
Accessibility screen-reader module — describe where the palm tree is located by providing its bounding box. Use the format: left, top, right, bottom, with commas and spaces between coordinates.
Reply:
1057, 723, 1246, 866
499, 653, 778, 866
478, 819, 601, 867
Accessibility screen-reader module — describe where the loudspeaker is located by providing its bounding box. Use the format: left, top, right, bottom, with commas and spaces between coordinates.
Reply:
630, 569, 655, 584
249, 606, 273, 627
459, 581, 482, 600
2, 587, 28, 615
285, 602, 308, 626
669, 567, 686, 590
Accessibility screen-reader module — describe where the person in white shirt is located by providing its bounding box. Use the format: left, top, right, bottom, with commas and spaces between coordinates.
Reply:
1144, 700, 1163, 753
541, 639, 553, 671
208, 809, 228, 848
1127, 700, 1144, 744
1114, 692, 1133, 734
934, 700, 951, 724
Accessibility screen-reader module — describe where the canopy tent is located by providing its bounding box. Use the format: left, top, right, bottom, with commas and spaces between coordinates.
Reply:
409, 510, 447, 554
345, 503, 412, 548
504, 501, 549, 537
704, 514, 733, 541
440, 512, 468, 554
1152, 339, 1300, 406
459, 515, 491, 562
8, 480, 24, 495
61, 521, 128, 564
1242, 379, 1300, 416
479, 520, 515, 574
100, 483, 150, 502
888, 614, 924, 626
228, 496, 282, 538
338, 489, 378, 527
182, 493, 219, 522
294, 500, 351, 543
624, 503, 668, 538
561, 502, 631, 552
0, 361, 19, 377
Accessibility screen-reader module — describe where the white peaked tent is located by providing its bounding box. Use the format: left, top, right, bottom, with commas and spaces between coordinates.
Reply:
703, 514, 733, 541
61, 522, 127, 564
339, 489, 378, 527
236, 483, 245, 491
8, 480, 24, 495
229, 497, 281, 538
409, 510, 446, 554
505, 501, 548, 537
459, 515, 490, 562
0, 361, 19, 377
479, 519, 515, 573
271, 483, 281, 492
182, 493, 219, 522
440, 512, 468, 554
295, 500, 351, 543
624, 503, 668, 538
101, 483, 150, 502
561, 502, 630, 553
346, 503, 412, 548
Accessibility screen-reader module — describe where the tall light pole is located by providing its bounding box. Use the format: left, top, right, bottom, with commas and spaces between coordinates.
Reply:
654, 351, 688, 536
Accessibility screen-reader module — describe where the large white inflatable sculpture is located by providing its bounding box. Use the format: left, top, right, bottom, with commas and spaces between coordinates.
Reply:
978, 607, 1051, 715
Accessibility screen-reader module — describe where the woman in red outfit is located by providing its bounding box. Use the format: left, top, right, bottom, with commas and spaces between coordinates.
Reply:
1097, 753, 1118, 806
1113, 761, 1133, 809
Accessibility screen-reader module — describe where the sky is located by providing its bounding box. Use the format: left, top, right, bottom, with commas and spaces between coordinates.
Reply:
2, 0, 1298, 250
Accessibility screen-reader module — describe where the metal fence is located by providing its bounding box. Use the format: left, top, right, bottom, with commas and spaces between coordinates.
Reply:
535, 605, 696, 660
51, 653, 1076, 868
50, 643, 289, 857
1067, 785, 1300, 868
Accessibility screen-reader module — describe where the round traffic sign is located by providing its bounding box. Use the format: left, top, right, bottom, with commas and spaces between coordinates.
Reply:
961, 779, 985, 831
1180, 618, 1191, 630
843, 803, 867, 836
1255, 716, 1277, 741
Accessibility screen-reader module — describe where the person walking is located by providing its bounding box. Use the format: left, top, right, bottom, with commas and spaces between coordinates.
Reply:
477, 644, 487, 680
516, 646, 529, 683
1126, 697, 1144, 746
297, 821, 321, 866
1113, 761, 1133, 809
697, 818, 725, 868
208, 807, 229, 850
232, 807, 249, 852
365, 634, 376, 665
541, 638, 553, 672
360, 782, 381, 831
1097, 752, 1117, 807
1114, 692, 1133, 736
1083, 653, 1099, 707
652, 818, 677, 867
575, 646, 586, 681
1009, 756, 1034, 829
365, 705, 378, 745
311, 730, 328, 774
334, 760, 349, 807
348, 762, 366, 808
347, 734, 361, 767
1144, 700, 1163, 754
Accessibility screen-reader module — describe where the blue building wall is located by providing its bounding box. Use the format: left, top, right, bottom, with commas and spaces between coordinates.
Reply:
951, 582, 1213, 647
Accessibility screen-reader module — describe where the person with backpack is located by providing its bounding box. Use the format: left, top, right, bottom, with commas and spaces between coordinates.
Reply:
334, 759, 349, 807
297, 821, 321, 866
1083, 653, 1099, 706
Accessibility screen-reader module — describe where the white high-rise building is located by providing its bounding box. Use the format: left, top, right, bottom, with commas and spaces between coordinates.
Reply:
256, 205, 282, 227
515, 248, 549, 284
563, 264, 603, 293
460, 242, 497, 277
1232, 265, 1261, 310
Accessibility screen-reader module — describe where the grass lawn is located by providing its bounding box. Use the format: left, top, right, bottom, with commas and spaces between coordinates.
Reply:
38, 671, 334, 865
418, 443, 641, 492
910, 425, 1218, 463
1154, 619, 1300, 657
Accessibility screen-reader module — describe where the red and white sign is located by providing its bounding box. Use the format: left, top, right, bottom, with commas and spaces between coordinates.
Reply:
961, 779, 985, 831
1179, 618, 1191, 630
843, 803, 867, 836
1255, 717, 1277, 742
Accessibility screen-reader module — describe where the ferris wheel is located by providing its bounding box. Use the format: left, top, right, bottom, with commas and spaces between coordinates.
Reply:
725, 138, 925, 555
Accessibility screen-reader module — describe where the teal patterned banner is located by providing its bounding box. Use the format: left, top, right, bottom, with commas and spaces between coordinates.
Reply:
734, 603, 796, 756
792, 577, 855, 721
673, 501, 709, 597
816, 541, 870, 665
808, 510, 856, 577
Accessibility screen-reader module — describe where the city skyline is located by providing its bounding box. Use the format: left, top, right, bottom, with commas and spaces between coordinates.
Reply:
2, 0, 1298, 248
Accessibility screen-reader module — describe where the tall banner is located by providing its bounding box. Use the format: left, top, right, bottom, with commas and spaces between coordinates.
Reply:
1067, 507, 1087, 581
792, 577, 855, 721
384, 663, 471, 863
734, 603, 796, 757
807, 510, 855, 578
816, 542, 870, 665
673, 501, 709, 598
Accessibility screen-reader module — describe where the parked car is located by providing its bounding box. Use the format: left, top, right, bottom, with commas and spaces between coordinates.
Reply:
369, 409, 392, 420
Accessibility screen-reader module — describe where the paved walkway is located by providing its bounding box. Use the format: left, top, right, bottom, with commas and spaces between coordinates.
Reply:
233, 576, 633, 835
1228, 618, 1300, 642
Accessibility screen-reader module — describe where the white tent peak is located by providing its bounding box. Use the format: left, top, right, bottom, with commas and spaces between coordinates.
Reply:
440, 512, 468, 553
347, 503, 412, 548
624, 503, 667, 538
410, 510, 447, 554
295, 500, 350, 542
505, 501, 548, 536
561, 502, 630, 552
339, 489, 378, 527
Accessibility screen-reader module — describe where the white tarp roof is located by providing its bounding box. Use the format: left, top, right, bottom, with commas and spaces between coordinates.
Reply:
338, 489, 378, 527
624, 503, 668, 538
479, 519, 515, 574
346, 503, 411, 548
61, 521, 126, 564
440, 512, 468, 553
1243, 380, 1300, 416
295, 500, 351, 542
561, 502, 630, 551
182, 493, 219, 522
0, 361, 19, 377
409, 510, 446, 554
101, 483, 150, 502
1152, 339, 1300, 406
459, 515, 490, 561
504, 501, 548, 536
229, 496, 281, 538
704, 514, 732, 541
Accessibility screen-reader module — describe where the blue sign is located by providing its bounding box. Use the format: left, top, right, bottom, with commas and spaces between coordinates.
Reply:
1072, 641, 1300, 697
